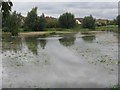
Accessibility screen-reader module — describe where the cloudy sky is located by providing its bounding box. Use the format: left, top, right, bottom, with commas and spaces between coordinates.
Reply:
12, 1, 119, 20
12, 0, 119, 2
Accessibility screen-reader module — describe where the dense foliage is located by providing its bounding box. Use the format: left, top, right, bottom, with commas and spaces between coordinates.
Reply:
1, 1, 119, 35
46, 18, 59, 28
1, 0, 13, 30
82, 15, 96, 29
3, 11, 21, 36
24, 7, 47, 31
1, 1, 21, 36
59, 12, 75, 28
38, 13, 46, 31
1, 0, 13, 18
24, 7, 38, 31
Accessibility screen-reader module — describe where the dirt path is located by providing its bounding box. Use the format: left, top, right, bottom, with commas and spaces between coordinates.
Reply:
19, 31, 72, 37
19, 32, 47, 37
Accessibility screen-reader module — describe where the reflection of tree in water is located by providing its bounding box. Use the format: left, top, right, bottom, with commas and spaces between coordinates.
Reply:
59, 36, 76, 47
82, 35, 96, 43
39, 40, 47, 49
2, 35, 22, 52
25, 37, 38, 55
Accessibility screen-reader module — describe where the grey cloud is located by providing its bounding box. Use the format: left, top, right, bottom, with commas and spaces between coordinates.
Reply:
118, 2, 120, 14
12, 2, 118, 19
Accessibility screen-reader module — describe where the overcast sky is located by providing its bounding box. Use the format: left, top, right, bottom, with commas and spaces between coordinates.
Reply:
12, 0, 119, 2
12, 1, 118, 20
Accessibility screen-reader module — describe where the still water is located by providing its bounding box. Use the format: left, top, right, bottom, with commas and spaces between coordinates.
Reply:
2, 31, 118, 88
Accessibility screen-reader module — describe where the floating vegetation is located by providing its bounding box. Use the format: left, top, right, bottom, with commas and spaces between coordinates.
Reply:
16, 63, 23, 67
19, 55, 22, 57
82, 54, 84, 56
110, 69, 114, 71
98, 60, 106, 63
82, 35, 96, 43
59, 36, 76, 47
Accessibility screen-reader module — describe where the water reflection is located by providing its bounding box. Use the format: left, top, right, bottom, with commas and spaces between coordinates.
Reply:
39, 40, 47, 49
2, 36, 22, 52
2, 32, 118, 88
1, 33, 100, 54
82, 35, 96, 43
25, 37, 38, 55
59, 36, 76, 47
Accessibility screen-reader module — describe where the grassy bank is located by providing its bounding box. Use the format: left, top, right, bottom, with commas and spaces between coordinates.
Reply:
96, 25, 118, 32
19, 31, 73, 37
45, 25, 118, 32
2, 25, 118, 36
2, 30, 73, 37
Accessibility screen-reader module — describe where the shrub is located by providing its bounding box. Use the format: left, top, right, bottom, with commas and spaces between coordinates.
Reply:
59, 12, 75, 28
82, 15, 96, 29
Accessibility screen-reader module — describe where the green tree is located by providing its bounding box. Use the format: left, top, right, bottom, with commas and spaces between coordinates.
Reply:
46, 18, 59, 28
107, 19, 117, 25
1, 1, 22, 36
1, 0, 13, 18
4, 11, 21, 36
59, 12, 75, 28
1, 0, 13, 31
24, 7, 38, 31
38, 13, 46, 31
82, 15, 96, 29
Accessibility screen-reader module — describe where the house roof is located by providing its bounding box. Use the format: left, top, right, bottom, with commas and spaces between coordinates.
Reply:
75, 18, 83, 22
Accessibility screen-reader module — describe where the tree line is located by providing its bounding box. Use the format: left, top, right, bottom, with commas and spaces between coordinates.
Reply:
1, 1, 120, 36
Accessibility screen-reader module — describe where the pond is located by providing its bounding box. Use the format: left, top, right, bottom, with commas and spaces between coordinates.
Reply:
1, 31, 118, 88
